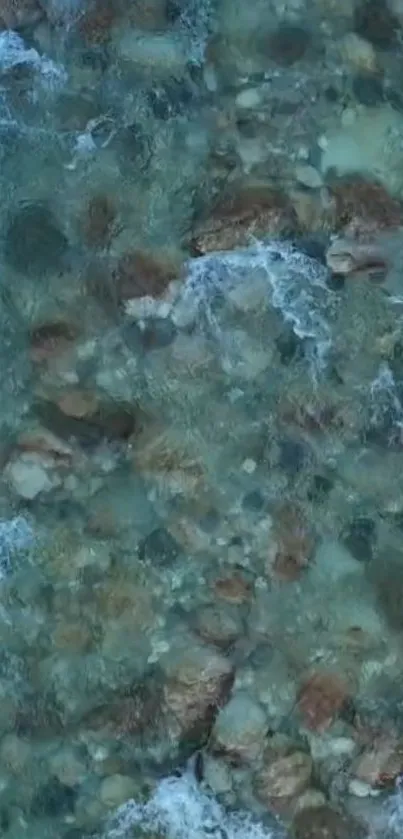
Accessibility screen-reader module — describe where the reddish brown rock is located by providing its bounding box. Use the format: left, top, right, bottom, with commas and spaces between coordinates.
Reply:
77, 1, 117, 45
57, 389, 99, 420
292, 805, 367, 839
29, 321, 78, 364
255, 750, 313, 810
17, 427, 74, 463
352, 734, 403, 788
297, 671, 351, 732
212, 574, 253, 605
115, 249, 183, 301
270, 502, 315, 582
162, 642, 235, 742
82, 195, 116, 249
330, 176, 403, 238
191, 184, 298, 255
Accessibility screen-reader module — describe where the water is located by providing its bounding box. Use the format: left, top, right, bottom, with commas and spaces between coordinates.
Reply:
1, 0, 403, 837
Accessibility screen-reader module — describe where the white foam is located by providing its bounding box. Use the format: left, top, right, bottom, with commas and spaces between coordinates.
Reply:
368, 362, 403, 436
0, 515, 33, 576
104, 770, 281, 839
0, 31, 67, 89
176, 242, 332, 376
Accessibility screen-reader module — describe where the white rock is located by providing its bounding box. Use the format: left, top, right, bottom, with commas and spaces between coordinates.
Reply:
339, 32, 378, 74
349, 778, 378, 798
5, 453, 57, 499
235, 88, 261, 109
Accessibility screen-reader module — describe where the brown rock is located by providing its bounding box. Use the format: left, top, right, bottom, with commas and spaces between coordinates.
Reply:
82, 194, 116, 249
191, 184, 298, 255
128, 0, 169, 29
213, 574, 252, 605
115, 249, 183, 301
84, 682, 162, 737
30, 321, 77, 364
53, 620, 92, 653
0, 0, 43, 28
77, 0, 117, 45
297, 671, 351, 732
270, 502, 315, 582
17, 427, 74, 462
352, 734, 403, 788
57, 389, 99, 420
330, 176, 403, 238
162, 642, 235, 741
255, 751, 312, 805
292, 805, 367, 839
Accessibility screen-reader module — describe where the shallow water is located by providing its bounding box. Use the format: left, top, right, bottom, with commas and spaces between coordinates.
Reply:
2, 0, 403, 837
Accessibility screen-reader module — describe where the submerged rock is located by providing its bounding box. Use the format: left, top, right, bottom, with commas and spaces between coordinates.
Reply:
292, 804, 368, 838
210, 692, 268, 764
4, 204, 68, 276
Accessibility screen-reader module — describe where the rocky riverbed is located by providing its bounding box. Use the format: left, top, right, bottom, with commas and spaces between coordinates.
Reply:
1, 1, 403, 838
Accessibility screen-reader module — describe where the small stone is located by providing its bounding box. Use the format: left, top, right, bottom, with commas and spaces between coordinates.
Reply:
235, 88, 261, 109
138, 527, 181, 565
57, 389, 99, 419
30, 321, 78, 364
116, 29, 188, 74
0, 0, 43, 28
4, 204, 68, 276
354, 0, 399, 48
342, 517, 376, 562
352, 74, 384, 106
50, 748, 86, 788
255, 751, 312, 803
213, 574, 252, 604
211, 693, 268, 763
270, 502, 315, 582
297, 671, 351, 732
242, 490, 265, 511
295, 165, 323, 190
268, 24, 311, 66
162, 641, 235, 742
194, 604, 243, 649
292, 805, 367, 839
5, 453, 57, 499
348, 778, 374, 797
82, 194, 116, 248
99, 774, 137, 808
293, 789, 327, 814
0, 734, 30, 774
31, 777, 77, 817
340, 32, 379, 73
242, 458, 256, 474
116, 249, 182, 301
140, 317, 177, 350
17, 427, 74, 461
352, 734, 403, 788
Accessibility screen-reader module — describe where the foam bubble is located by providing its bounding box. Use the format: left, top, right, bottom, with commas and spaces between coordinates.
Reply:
177, 241, 332, 375
0, 31, 67, 89
0, 516, 34, 577
105, 769, 282, 839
